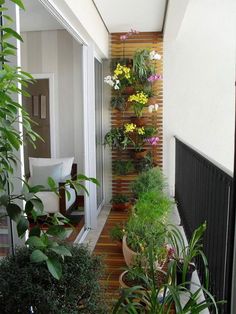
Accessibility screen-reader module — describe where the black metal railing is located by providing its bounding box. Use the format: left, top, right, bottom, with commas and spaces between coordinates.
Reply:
175, 138, 234, 314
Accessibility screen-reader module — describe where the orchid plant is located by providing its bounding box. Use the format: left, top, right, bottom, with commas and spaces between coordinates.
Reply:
104, 63, 133, 92
128, 91, 149, 117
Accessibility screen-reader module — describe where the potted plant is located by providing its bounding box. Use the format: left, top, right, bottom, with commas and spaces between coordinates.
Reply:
131, 167, 166, 198
110, 95, 127, 111
122, 202, 170, 267
104, 127, 130, 150
109, 224, 124, 248
167, 222, 209, 290
134, 153, 153, 172
110, 194, 130, 211
133, 49, 156, 83
113, 160, 134, 175
128, 91, 149, 118
113, 247, 220, 314
104, 63, 134, 93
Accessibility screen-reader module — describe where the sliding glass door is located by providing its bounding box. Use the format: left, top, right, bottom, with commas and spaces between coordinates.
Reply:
94, 58, 104, 210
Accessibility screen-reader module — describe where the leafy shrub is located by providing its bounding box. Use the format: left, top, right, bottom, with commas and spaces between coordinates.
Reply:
113, 160, 134, 175
109, 224, 124, 241
110, 194, 129, 204
134, 153, 153, 172
131, 167, 166, 197
0, 245, 107, 314
135, 190, 173, 222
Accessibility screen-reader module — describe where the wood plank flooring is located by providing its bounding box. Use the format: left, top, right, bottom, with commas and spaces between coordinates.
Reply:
94, 208, 129, 299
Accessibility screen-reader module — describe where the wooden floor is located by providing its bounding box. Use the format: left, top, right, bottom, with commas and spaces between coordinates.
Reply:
94, 208, 129, 299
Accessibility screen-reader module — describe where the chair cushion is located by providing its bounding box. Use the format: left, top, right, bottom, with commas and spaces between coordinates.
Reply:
35, 186, 76, 214
29, 157, 74, 179
31, 163, 63, 190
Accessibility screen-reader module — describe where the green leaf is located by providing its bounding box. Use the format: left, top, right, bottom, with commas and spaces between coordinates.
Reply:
30, 249, 48, 263
17, 215, 29, 237
50, 245, 72, 257
10, 0, 25, 10
6, 203, 21, 222
29, 225, 41, 237
46, 225, 67, 239
48, 177, 56, 189
26, 236, 46, 248
46, 257, 62, 280
3, 27, 23, 41
0, 194, 9, 206
31, 198, 44, 213
4, 130, 20, 150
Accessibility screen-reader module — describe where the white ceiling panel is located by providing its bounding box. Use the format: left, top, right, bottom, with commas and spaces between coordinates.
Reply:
20, 0, 63, 32
93, 0, 167, 33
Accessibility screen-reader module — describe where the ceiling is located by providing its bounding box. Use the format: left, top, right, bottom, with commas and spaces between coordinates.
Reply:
20, 0, 63, 32
93, 0, 167, 33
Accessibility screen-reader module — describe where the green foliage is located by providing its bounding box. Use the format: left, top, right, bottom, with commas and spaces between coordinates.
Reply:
0, 0, 98, 280
113, 159, 134, 175
104, 127, 131, 150
135, 190, 173, 222
110, 194, 129, 204
109, 224, 124, 242
134, 153, 153, 172
133, 49, 155, 83
112, 245, 221, 314
131, 167, 166, 197
167, 222, 209, 288
0, 245, 107, 314
111, 95, 126, 111
125, 214, 166, 259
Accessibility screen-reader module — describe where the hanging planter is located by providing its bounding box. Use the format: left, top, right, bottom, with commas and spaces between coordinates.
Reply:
122, 86, 135, 95
132, 149, 148, 160
131, 116, 149, 127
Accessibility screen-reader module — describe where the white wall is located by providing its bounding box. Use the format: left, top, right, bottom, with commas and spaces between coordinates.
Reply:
41, 0, 109, 58
163, 0, 236, 193
21, 29, 84, 173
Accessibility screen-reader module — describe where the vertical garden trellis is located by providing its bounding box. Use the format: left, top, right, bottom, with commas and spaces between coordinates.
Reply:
110, 32, 163, 197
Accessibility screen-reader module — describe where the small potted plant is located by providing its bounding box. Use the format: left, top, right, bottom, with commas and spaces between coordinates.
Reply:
110, 194, 130, 211
133, 48, 161, 82
128, 91, 149, 119
110, 95, 127, 111
104, 63, 134, 94
104, 127, 130, 150
113, 160, 134, 175
109, 224, 124, 249
167, 222, 208, 289
134, 153, 153, 172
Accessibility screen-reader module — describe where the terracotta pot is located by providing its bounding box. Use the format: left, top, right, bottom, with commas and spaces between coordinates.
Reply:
112, 202, 130, 211
122, 235, 138, 266
131, 116, 149, 127
133, 150, 148, 160
122, 86, 135, 95
119, 270, 130, 289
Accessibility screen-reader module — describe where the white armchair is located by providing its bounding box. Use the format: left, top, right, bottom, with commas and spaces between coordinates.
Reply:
28, 157, 78, 215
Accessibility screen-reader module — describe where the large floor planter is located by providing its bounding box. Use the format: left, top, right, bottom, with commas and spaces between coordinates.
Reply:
119, 270, 176, 313
122, 235, 138, 266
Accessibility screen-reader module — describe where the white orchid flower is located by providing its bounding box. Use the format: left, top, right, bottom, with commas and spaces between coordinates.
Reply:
148, 105, 154, 113
154, 103, 159, 111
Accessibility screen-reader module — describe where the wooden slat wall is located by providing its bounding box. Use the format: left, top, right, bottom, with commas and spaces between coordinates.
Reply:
111, 32, 163, 196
